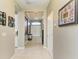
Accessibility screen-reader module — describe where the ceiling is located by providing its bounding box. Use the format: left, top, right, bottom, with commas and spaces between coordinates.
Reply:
25, 11, 44, 20
15, 1, 22, 14
15, 0, 50, 11
15, 0, 50, 21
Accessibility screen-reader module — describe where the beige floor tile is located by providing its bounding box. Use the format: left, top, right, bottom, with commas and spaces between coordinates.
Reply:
11, 41, 52, 59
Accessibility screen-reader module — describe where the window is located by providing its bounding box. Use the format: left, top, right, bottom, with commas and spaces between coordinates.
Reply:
32, 22, 41, 26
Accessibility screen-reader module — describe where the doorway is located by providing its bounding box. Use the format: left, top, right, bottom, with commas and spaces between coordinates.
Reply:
31, 21, 42, 46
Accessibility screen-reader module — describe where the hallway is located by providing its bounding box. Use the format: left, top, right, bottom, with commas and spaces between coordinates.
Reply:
11, 41, 52, 59
0, 0, 78, 59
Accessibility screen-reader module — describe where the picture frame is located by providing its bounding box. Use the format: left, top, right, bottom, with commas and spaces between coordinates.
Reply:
0, 11, 3, 25
58, 0, 78, 26
0, 11, 6, 26
8, 16, 15, 27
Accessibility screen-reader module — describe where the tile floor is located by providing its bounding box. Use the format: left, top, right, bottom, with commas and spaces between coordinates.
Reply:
11, 41, 52, 59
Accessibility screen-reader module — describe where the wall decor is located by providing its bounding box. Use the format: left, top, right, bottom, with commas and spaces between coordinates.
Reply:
0, 11, 3, 25
8, 16, 15, 27
0, 11, 6, 26
58, 0, 78, 26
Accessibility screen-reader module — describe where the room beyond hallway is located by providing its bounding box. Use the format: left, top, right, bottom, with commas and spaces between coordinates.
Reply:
11, 41, 52, 59
25, 38, 42, 48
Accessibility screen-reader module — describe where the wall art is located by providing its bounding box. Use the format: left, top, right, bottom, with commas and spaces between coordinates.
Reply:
8, 16, 15, 27
0, 11, 6, 26
58, 0, 78, 26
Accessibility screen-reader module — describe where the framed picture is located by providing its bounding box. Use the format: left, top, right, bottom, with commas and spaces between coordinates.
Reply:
8, 16, 15, 27
58, 0, 78, 26
0, 11, 6, 26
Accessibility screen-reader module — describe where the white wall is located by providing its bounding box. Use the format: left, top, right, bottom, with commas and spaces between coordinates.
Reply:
47, 11, 53, 57
16, 11, 25, 48
15, 14, 18, 47
47, 0, 78, 59
42, 10, 48, 47
0, 0, 15, 59
0, 26, 15, 59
